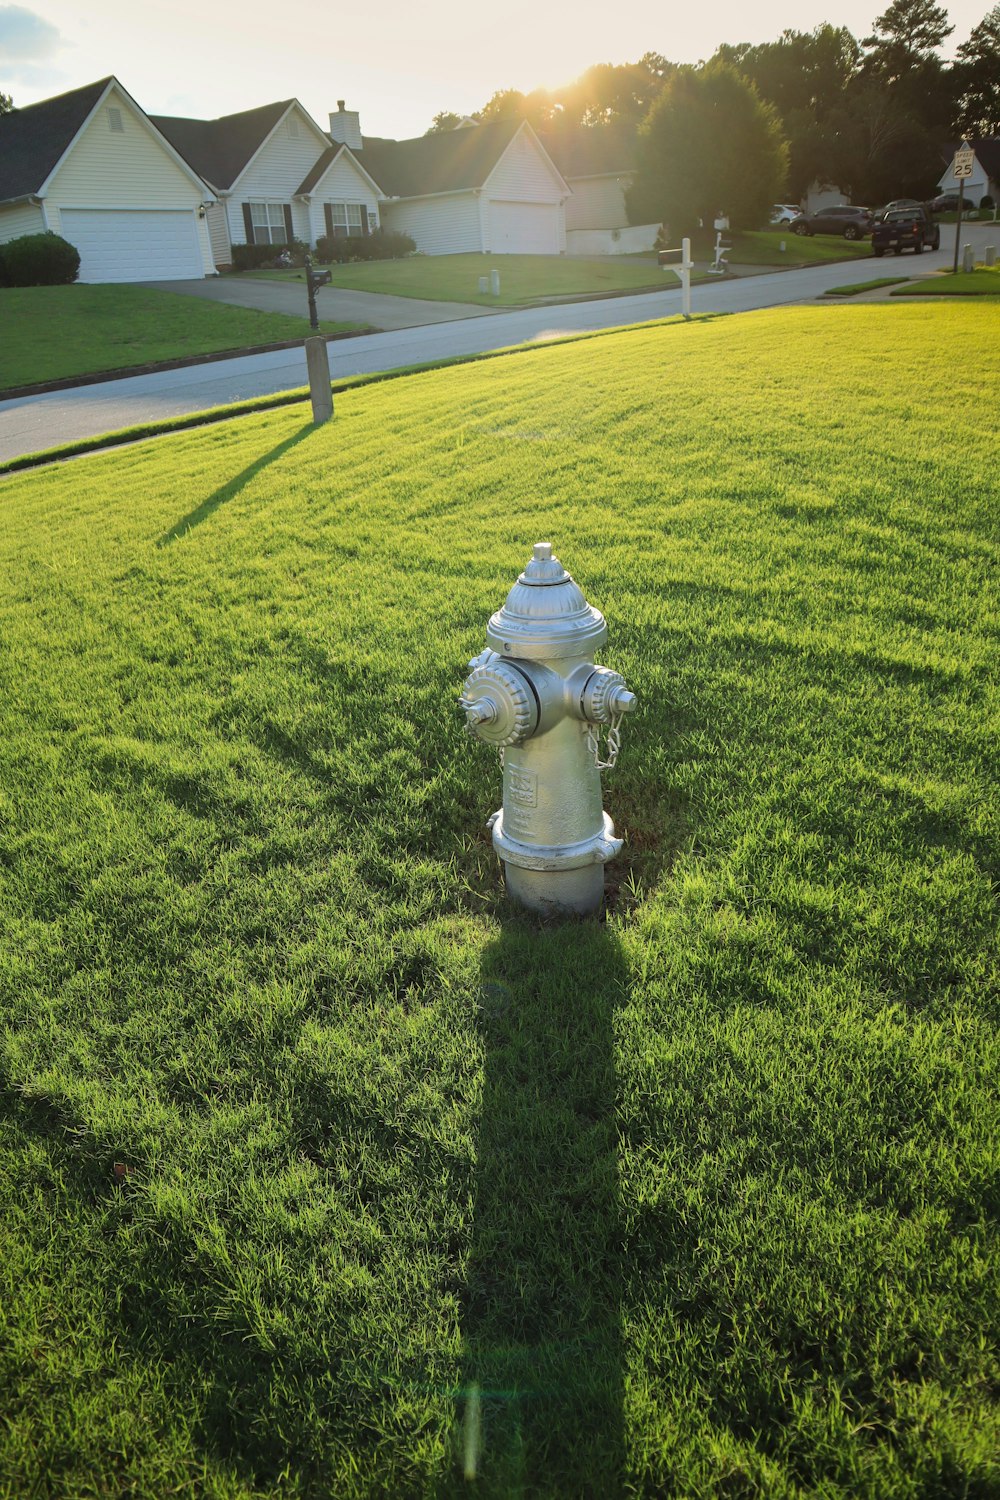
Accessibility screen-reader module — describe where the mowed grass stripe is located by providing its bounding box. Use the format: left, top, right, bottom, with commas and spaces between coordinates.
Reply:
0, 303, 998, 1498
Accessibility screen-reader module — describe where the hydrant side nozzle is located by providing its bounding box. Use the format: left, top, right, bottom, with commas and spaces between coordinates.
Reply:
610, 686, 637, 715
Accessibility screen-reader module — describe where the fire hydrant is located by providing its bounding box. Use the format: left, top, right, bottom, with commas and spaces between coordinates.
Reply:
460, 542, 636, 916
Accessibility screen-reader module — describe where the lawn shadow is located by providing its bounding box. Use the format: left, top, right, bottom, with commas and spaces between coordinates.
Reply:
157, 423, 314, 545
455, 915, 627, 1496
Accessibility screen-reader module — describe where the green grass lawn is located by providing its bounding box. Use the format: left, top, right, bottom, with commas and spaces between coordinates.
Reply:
246, 252, 675, 305
0, 285, 360, 389
1, 303, 998, 1498
723, 229, 871, 266
823, 277, 910, 296
892, 265, 1000, 296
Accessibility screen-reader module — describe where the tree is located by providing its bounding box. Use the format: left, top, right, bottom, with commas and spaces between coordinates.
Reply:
425, 110, 464, 134
863, 0, 954, 69
955, 4, 1000, 134
714, 25, 860, 122
626, 62, 788, 234
0, 92, 13, 114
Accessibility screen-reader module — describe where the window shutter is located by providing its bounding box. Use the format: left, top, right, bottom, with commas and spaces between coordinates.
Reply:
242, 202, 255, 244
324, 203, 333, 238
283, 204, 294, 243
360, 204, 369, 235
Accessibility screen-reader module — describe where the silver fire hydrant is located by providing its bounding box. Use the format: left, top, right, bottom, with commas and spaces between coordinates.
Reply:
460, 542, 636, 916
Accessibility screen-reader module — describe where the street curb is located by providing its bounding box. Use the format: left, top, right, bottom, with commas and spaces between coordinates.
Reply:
0, 325, 378, 402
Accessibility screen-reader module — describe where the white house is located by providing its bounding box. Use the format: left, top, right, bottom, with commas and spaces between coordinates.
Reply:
538, 124, 658, 254
152, 98, 359, 268
0, 77, 217, 282
358, 118, 571, 256
936, 138, 999, 205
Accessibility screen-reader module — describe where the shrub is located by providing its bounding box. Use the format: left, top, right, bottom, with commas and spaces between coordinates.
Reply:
230, 239, 308, 272
315, 229, 415, 264
0, 231, 79, 286
980, 195, 995, 212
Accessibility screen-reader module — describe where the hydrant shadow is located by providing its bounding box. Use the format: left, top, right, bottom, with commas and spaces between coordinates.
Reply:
458, 916, 626, 1493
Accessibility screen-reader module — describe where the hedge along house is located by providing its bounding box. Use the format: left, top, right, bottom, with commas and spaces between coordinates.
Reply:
151, 99, 370, 269
0, 77, 217, 282
357, 117, 571, 255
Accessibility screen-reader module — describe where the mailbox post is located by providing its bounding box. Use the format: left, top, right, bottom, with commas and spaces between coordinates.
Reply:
303, 255, 334, 423
304, 254, 332, 332
657, 236, 693, 318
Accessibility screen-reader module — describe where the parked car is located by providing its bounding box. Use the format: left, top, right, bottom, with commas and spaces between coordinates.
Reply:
929, 191, 974, 214
792, 205, 874, 239
871, 205, 941, 256
770, 203, 802, 224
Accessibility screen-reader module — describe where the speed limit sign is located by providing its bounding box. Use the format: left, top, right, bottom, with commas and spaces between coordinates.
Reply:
953, 142, 975, 178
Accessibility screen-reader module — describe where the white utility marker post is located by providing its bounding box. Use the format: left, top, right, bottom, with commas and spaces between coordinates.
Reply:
657, 236, 693, 318
305, 337, 333, 424
952, 139, 975, 273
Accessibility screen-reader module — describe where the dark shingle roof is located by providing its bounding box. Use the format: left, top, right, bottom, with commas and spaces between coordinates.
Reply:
297, 143, 347, 195
538, 124, 636, 180
357, 119, 525, 198
152, 100, 294, 190
0, 76, 111, 201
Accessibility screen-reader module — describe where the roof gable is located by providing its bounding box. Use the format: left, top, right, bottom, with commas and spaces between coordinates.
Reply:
152, 99, 302, 190
296, 143, 384, 198
0, 77, 113, 201
481, 121, 570, 198
357, 118, 524, 198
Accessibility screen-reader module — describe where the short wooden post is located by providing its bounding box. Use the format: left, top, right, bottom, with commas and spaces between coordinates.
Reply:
490, 269, 500, 296
305, 336, 333, 424
962, 243, 975, 273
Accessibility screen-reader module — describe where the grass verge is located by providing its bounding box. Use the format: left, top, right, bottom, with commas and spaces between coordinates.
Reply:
823, 277, 910, 296
0, 284, 359, 389
1, 302, 998, 1497
891, 266, 1000, 295
722, 229, 870, 266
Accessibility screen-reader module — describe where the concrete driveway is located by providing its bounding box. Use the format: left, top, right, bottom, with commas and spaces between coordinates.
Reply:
140, 275, 498, 331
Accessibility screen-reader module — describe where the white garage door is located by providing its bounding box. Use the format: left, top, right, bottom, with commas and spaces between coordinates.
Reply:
59, 209, 204, 283
487, 200, 560, 255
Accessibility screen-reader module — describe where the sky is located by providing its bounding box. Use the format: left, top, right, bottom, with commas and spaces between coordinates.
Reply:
0, 0, 989, 139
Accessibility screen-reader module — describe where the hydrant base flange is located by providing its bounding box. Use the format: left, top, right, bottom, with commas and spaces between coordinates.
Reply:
489, 809, 623, 871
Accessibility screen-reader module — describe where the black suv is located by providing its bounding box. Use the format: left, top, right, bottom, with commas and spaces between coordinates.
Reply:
871, 205, 941, 256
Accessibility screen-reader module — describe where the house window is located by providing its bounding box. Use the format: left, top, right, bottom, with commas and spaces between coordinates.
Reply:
249, 202, 288, 244
327, 202, 365, 236
107, 107, 123, 132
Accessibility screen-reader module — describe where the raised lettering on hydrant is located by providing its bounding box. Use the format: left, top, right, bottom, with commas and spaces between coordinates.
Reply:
459, 542, 636, 916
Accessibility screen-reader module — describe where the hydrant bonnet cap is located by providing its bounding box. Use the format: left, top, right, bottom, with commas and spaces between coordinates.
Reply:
486, 542, 608, 660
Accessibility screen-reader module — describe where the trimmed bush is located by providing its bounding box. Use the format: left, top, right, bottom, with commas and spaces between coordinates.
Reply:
315, 229, 415, 264
0, 231, 79, 286
980, 195, 995, 212
231, 239, 308, 273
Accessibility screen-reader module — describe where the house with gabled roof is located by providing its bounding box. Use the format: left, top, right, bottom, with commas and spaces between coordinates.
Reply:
358, 117, 571, 256
538, 124, 658, 254
151, 98, 382, 270
0, 77, 217, 282
936, 137, 1000, 206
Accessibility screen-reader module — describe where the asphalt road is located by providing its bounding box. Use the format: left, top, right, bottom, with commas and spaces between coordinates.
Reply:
2, 224, 996, 466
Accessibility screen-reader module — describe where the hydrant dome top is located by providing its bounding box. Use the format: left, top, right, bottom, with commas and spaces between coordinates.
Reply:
486, 542, 609, 659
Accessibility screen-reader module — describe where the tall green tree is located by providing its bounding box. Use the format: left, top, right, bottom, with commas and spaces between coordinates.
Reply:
425, 110, 463, 135
626, 62, 788, 234
955, 4, 1000, 134
0, 92, 13, 114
